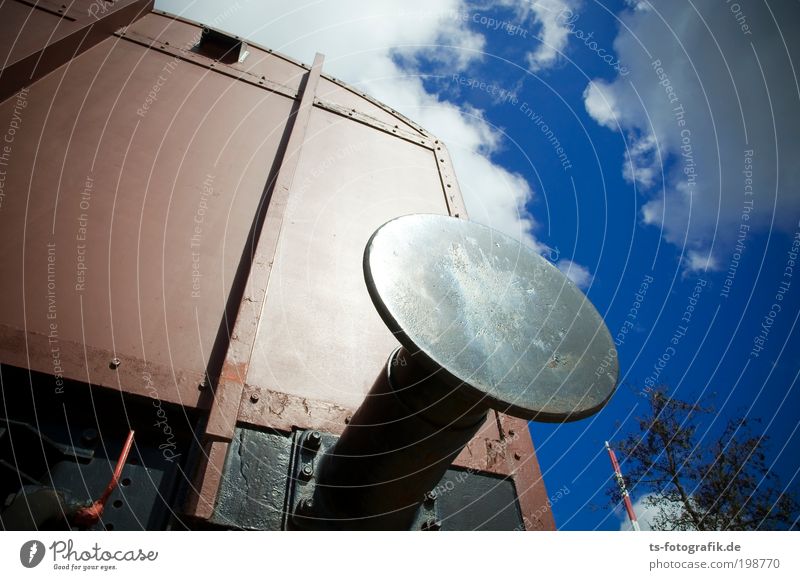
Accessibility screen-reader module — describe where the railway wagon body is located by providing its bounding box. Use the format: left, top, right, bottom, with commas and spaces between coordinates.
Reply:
0, 1, 558, 531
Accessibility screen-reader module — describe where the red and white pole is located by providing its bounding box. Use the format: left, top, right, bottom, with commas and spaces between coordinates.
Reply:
606, 441, 640, 531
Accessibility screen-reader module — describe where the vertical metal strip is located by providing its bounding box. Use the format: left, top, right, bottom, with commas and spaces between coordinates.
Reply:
433, 140, 468, 218
186, 53, 324, 521
501, 415, 556, 530
205, 53, 324, 442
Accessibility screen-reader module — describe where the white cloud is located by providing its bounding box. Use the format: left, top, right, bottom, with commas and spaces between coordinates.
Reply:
622, 132, 659, 189
683, 249, 719, 275
584, 0, 800, 271
624, 0, 652, 12
557, 259, 593, 289
491, 0, 578, 72
583, 80, 621, 130
524, 0, 577, 71
155, 0, 593, 276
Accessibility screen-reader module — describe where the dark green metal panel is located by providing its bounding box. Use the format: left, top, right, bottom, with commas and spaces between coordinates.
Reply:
211, 428, 293, 530
436, 469, 524, 531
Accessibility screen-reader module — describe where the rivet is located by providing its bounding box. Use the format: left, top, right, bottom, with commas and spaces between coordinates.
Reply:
300, 465, 314, 480
305, 430, 322, 450
297, 497, 314, 514
514, 452, 522, 460
344, 415, 352, 424
109, 358, 121, 369
250, 392, 260, 403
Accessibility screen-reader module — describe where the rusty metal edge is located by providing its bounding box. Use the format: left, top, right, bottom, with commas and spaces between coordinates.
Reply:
183, 438, 228, 521
236, 383, 517, 477
0, 0, 154, 103
500, 415, 556, 531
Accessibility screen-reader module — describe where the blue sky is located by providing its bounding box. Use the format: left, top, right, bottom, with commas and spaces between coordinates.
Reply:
158, 0, 800, 530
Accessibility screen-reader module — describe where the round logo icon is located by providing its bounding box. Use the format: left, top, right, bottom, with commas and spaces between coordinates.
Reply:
19, 540, 46, 568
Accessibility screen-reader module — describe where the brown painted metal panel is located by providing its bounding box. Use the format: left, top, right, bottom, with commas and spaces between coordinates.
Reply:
0, 2, 74, 64
0, 0, 154, 102
245, 106, 448, 409
0, 32, 294, 406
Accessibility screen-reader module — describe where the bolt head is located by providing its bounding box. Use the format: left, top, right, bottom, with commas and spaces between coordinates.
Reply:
300, 465, 314, 480
304, 430, 322, 450
296, 497, 315, 516
250, 392, 260, 403
109, 358, 121, 369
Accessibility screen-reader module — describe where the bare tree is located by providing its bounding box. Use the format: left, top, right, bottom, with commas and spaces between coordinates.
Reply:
610, 387, 798, 530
